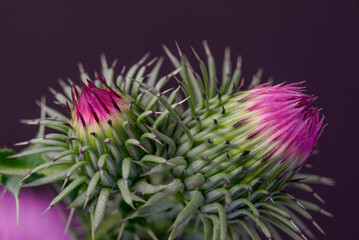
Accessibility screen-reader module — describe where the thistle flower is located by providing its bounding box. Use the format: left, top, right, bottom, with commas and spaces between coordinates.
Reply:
71, 79, 130, 142
0, 187, 72, 240
11, 55, 188, 239
132, 42, 332, 240
220, 82, 325, 179
168, 82, 327, 239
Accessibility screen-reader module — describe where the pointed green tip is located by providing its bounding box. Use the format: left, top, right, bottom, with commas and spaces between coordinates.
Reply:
83, 195, 90, 210
41, 205, 52, 216
120, 212, 138, 223
129, 202, 136, 210
20, 174, 30, 183
174, 41, 183, 57
61, 178, 68, 190
44, 161, 53, 170
15, 197, 20, 228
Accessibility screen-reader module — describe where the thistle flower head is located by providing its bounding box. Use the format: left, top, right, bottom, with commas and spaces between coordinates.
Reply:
155, 43, 332, 240
237, 82, 325, 168
71, 78, 129, 140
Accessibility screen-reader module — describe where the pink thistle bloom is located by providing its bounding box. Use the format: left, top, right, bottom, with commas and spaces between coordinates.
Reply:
235, 82, 325, 170
70, 78, 129, 140
0, 187, 72, 240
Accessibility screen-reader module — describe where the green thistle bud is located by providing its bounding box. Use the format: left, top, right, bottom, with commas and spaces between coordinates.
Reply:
131, 43, 332, 240
13, 55, 187, 238
183, 82, 325, 184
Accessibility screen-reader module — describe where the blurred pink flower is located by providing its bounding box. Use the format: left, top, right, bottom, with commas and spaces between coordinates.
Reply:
0, 186, 72, 240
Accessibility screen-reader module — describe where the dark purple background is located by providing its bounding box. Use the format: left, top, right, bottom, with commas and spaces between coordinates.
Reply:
1, 1, 358, 239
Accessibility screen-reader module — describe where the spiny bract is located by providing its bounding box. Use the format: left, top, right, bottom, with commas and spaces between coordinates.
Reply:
11, 42, 333, 240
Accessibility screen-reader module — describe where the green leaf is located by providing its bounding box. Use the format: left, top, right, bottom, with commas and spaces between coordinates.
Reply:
0, 148, 71, 187
8, 146, 65, 160
0, 148, 43, 226
0, 148, 45, 176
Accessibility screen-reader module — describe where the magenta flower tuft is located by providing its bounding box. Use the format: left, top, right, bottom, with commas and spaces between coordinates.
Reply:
237, 82, 325, 167
70, 77, 129, 140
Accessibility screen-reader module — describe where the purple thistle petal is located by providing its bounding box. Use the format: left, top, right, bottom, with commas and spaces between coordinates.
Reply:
241, 82, 325, 165
71, 81, 128, 134
0, 187, 72, 240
